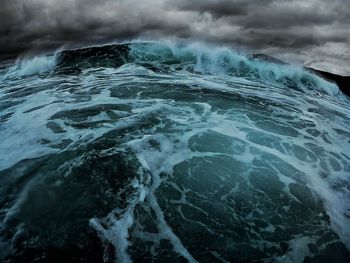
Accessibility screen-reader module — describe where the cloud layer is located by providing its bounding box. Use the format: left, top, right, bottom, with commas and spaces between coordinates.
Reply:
1, 0, 349, 74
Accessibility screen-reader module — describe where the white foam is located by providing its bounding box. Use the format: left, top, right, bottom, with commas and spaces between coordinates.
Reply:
18, 55, 57, 76
275, 236, 314, 263
4, 53, 58, 78
90, 172, 150, 263
128, 134, 200, 262
90, 207, 134, 263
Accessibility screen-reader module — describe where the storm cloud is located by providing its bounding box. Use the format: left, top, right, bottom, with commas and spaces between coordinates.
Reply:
0, 0, 349, 74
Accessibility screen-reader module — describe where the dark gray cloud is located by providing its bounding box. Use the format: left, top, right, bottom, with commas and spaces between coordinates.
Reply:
0, 0, 349, 74
174, 0, 249, 17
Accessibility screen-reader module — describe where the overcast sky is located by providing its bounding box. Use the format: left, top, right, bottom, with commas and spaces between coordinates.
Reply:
1, 0, 349, 75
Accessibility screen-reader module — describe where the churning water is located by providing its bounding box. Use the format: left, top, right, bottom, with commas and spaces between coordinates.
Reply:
0, 41, 350, 262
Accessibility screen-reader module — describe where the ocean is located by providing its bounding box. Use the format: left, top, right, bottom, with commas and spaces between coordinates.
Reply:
0, 41, 349, 262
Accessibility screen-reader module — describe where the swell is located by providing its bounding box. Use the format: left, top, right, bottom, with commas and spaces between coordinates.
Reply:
2, 41, 341, 96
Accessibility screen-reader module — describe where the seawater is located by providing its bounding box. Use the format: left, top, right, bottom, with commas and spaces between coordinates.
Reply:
0, 41, 349, 262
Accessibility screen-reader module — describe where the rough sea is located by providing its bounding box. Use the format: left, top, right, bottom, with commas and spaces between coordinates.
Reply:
0, 41, 350, 262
